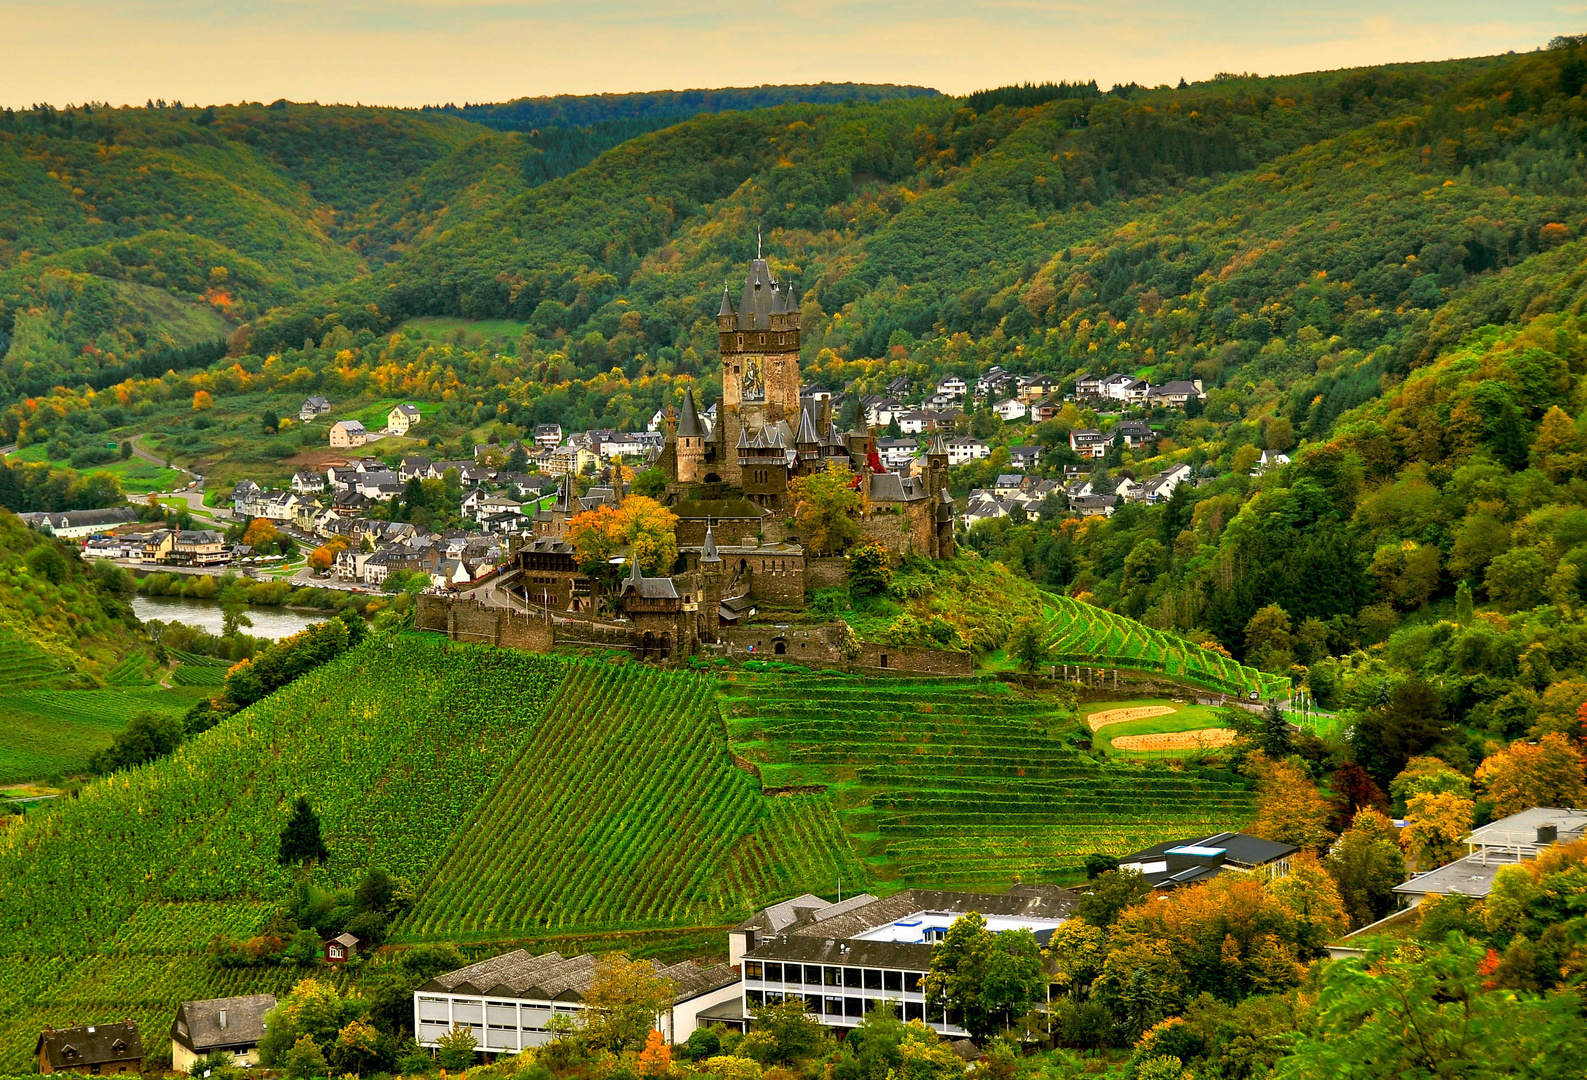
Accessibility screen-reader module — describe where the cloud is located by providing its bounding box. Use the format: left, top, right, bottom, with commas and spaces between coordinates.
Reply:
0, 0, 1565, 107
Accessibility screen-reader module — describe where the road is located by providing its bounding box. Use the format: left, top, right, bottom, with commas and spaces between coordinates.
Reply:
120, 435, 227, 524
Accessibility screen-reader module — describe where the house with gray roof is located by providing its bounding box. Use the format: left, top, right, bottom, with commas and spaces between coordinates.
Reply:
1395, 807, 1587, 906
35, 1021, 142, 1076
169, 995, 275, 1072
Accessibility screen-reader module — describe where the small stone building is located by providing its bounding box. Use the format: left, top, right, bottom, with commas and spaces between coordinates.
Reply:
169, 995, 276, 1073
35, 1021, 143, 1075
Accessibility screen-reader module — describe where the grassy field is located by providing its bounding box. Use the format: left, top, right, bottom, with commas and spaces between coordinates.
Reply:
6, 444, 183, 494
0, 684, 211, 785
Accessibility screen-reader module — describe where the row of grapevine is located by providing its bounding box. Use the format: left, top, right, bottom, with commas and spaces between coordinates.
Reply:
1041, 596, 1291, 699
399, 661, 865, 941
722, 674, 1254, 888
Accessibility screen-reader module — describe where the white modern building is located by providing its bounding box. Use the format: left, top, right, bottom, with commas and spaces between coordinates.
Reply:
1395, 807, 1587, 906
414, 951, 740, 1053
735, 885, 1074, 1036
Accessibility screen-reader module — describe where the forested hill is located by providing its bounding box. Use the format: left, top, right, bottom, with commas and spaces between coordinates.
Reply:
246, 44, 1573, 395
433, 82, 940, 131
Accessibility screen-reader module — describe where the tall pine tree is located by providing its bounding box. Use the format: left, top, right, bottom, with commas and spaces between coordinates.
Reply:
278, 796, 329, 865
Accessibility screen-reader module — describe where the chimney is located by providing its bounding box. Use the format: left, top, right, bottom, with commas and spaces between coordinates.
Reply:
219, 1010, 228, 1031
1538, 824, 1558, 845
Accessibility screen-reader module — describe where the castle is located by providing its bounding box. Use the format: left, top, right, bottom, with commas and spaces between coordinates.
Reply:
655, 256, 956, 560
461, 255, 958, 662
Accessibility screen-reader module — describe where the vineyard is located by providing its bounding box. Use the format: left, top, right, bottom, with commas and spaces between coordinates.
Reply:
0, 684, 209, 785
1041, 596, 1290, 699
0, 633, 568, 1069
721, 675, 1256, 887
401, 661, 866, 941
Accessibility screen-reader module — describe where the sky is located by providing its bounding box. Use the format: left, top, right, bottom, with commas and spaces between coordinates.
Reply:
0, 0, 1574, 108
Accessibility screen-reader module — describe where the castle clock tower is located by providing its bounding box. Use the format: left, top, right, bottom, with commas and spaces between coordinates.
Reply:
717, 258, 801, 426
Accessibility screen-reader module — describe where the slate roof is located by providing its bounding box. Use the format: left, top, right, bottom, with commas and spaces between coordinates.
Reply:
678, 389, 705, 438
35, 1022, 143, 1070
734, 259, 795, 331
170, 994, 276, 1053
621, 557, 679, 600
20, 506, 138, 530
420, 950, 735, 1004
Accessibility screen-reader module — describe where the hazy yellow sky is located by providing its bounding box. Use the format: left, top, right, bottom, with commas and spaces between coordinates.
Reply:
1, 0, 1571, 107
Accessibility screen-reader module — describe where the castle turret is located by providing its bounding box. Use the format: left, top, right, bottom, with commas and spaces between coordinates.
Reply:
676, 388, 705, 483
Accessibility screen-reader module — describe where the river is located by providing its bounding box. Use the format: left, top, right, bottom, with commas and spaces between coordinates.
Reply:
131, 594, 332, 640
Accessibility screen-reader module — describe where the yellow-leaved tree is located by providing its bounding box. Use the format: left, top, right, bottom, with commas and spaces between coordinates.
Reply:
1400, 791, 1473, 870
567, 495, 678, 577
1247, 755, 1335, 852
789, 462, 866, 555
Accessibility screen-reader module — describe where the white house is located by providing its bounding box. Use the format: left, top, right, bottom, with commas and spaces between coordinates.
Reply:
876, 439, 920, 471
1394, 807, 1587, 908
19, 506, 138, 538
290, 470, 326, 495
936, 376, 967, 400
1136, 463, 1194, 504
298, 397, 331, 421
1069, 429, 1115, 459
534, 423, 563, 449
414, 952, 741, 1053
896, 410, 954, 435
863, 398, 903, 427
1252, 450, 1291, 475
943, 437, 990, 466
1008, 445, 1041, 470
1113, 420, 1154, 447
387, 403, 422, 435
993, 398, 1028, 422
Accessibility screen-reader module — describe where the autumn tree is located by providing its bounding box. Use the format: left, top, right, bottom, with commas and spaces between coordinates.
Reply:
846, 542, 892, 597
636, 1028, 672, 1077
789, 462, 865, 555
566, 495, 678, 578
308, 537, 347, 574
1325, 809, 1407, 929
242, 517, 280, 548
1400, 791, 1473, 870
193, 389, 213, 411
1247, 755, 1334, 852
1476, 733, 1587, 816
1389, 755, 1471, 814
580, 953, 676, 1054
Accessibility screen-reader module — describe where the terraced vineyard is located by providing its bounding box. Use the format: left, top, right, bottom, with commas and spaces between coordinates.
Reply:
169, 649, 231, 686
1041, 596, 1290, 699
722, 675, 1255, 887
402, 661, 865, 940
0, 633, 69, 689
0, 685, 210, 785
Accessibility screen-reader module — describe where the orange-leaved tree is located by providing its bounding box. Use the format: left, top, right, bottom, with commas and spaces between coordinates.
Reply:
567, 495, 678, 578
308, 537, 348, 573
242, 517, 279, 548
192, 389, 213, 411
1476, 733, 1587, 817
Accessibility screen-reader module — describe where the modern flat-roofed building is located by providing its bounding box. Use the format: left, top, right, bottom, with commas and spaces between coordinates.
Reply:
414, 950, 739, 1053
1395, 806, 1587, 906
1117, 831, 1296, 889
736, 885, 1075, 1037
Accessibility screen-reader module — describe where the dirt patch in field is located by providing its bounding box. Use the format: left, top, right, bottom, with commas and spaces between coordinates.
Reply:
1110, 728, 1237, 751
1087, 705, 1177, 732
283, 450, 354, 468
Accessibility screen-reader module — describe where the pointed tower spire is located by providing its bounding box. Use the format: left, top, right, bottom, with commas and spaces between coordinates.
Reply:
678, 388, 704, 438
717, 286, 734, 319
702, 524, 721, 563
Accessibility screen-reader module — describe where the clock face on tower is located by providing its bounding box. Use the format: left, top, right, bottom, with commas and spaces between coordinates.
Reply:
742, 356, 765, 402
